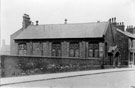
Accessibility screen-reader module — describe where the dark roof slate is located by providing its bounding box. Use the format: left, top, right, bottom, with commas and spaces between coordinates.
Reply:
116, 29, 135, 39
15, 22, 109, 40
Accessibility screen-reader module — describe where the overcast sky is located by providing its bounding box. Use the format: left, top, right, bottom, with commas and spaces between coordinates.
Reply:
0, 0, 135, 45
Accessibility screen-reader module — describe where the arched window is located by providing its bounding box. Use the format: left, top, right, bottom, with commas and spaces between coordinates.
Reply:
18, 43, 27, 55
69, 42, 79, 57
88, 43, 99, 58
52, 42, 61, 57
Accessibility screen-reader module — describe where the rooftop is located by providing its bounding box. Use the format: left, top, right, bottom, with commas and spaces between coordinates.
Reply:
15, 22, 109, 40
116, 29, 135, 39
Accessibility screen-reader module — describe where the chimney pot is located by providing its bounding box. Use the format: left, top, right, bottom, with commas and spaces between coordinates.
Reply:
109, 18, 111, 23
114, 17, 116, 23
120, 22, 122, 25
64, 19, 67, 24
111, 18, 113, 23
36, 20, 38, 26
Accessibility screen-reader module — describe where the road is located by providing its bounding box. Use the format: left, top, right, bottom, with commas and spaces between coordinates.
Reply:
1, 68, 135, 88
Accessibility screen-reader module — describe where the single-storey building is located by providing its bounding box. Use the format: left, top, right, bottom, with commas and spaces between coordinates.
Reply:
10, 14, 129, 66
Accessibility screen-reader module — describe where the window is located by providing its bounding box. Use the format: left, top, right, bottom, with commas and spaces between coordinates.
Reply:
69, 42, 79, 57
18, 43, 27, 55
52, 42, 61, 57
88, 43, 99, 57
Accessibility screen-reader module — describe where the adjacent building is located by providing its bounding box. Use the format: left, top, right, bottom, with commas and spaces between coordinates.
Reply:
126, 26, 135, 66
0, 40, 10, 55
10, 14, 129, 66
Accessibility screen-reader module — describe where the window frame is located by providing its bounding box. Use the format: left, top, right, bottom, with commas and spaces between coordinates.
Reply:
69, 42, 80, 57
51, 42, 62, 57
18, 43, 27, 55
88, 42, 99, 58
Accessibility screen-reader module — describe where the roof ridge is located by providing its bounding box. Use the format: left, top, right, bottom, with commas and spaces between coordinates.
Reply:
31, 21, 108, 26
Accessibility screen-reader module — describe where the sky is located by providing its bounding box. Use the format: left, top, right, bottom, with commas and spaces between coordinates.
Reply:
0, 0, 135, 45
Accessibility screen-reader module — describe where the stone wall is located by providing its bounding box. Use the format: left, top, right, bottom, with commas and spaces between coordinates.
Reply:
1, 55, 102, 77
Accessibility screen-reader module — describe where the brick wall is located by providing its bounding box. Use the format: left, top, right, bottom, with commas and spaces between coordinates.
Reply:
104, 23, 129, 65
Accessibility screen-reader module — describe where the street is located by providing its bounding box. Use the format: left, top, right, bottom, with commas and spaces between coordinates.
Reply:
1, 68, 135, 88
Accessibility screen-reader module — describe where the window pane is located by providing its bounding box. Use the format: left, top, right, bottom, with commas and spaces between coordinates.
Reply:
94, 49, 99, 57
93, 44, 98, 49
23, 50, 27, 55
88, 49, 93, 57
18, 43, 27, 55
69, 42, 79, 57
99, 51, 103, 57
88, 43, 99, 58
52, 49, 56, 56
75, 49, 79, 57
57, 49, 61, 56
69, 49, 74, 57
88, 44, 93, 49
52, 42, 61, 57
19, 50, 23, 55
23, 44, 27, 50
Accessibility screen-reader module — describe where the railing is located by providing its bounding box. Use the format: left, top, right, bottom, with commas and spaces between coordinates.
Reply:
0, 55, 102, 78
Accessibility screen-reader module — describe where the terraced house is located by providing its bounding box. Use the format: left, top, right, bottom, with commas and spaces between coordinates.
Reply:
11, 14, 128, 66
126, 26, 135, 66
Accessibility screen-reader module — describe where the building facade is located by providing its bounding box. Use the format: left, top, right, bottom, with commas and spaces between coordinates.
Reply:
126, 26, 135, 66
10, 14, 129, 66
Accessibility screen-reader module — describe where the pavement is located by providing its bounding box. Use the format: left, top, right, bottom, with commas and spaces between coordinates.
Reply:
0, 68, 135, 88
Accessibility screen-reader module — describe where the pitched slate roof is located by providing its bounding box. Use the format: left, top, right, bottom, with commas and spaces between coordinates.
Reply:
15, 22, 109, 40
116, 29, 135, 39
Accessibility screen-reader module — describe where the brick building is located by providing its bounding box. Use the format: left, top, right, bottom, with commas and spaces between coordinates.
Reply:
126, 26, 135, 66
10, 14, 128, 65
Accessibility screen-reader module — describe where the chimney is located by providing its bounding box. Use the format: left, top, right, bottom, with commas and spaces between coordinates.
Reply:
109, 17, 117, 26
117, 22, 125, 31
109, 18, 111, 23
112, 17, 117, 26
126, 25, 134, 34
111, 18, 114, 23
22, 14, 31, 29
36, 20, 38, 26
64, 19, 67, 24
